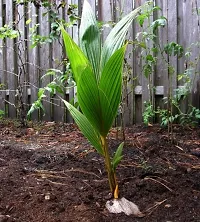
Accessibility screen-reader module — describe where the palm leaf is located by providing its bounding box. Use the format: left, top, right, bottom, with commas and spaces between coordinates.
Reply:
77, 66, 102, 134
100, 5, 143, 71
60, 26, 90, 83
99, 45, 127, 136
62, 99, 103, 155
79, 0, 101, 81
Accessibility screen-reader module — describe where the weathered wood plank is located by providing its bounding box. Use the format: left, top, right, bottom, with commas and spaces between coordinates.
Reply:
72, 0, 79, 44
63, 0, 77, 123
177, 0, 185, 82
177, 0, 188, 113
28, 3, 39, 120
0, 0, 4, 111
6, 0, 16, 118
61, 0, 70, 122
155, 0, 169, 114
98, 0, 113, 41
140, 0, 155, 120
16, 3, 27, 122
38, 6, 51, 121
158, 0, 169, 106
155, 0, 168, 87
135, 96, 142, 123
168, 0, 178, 96
132, 5, 142, 87
118, 0, 135, 126
132, 0, 142, 123
51, 3, 65, 122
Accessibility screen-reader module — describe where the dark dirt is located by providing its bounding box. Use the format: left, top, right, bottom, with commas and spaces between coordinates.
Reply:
0, 120, 200, 222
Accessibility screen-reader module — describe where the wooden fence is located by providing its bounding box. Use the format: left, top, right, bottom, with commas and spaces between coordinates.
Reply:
0, 0, 199, 125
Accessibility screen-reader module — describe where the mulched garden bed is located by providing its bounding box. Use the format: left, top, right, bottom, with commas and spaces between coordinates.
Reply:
0, 120, 199, 222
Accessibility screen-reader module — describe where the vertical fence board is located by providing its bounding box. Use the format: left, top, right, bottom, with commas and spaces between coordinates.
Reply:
39, 7, 51, 121
196, 0, 200, 109
120, 0, 135, 125
65, 0, 77, 123
52, 3, 65, 122
168, 0, 178, 98
132, 0, 142, 123
6, 0, 16, 118
177, 0, 189, 113
98, 0, 113, 41
28, 3, 39, 120
154, 0, 166, 87
141, 0, 151, 117
0, 0, 4, 111
155, 0, 168, 111
135, 96, 142, 123
161, 0, 170, 105
63, 0, 72, 123
71, 0, 80, 122
16, 4, 27, 120
177, 0, 185, 79
72, 0, 79, 44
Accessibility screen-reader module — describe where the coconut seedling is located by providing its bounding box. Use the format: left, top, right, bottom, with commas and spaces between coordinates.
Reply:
61, 0, 145, 216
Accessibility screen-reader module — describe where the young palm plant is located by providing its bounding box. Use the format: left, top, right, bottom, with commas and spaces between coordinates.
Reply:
61, 0, 145, 216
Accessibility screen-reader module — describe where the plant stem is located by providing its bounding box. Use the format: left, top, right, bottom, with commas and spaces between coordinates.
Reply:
101, 136, 118, 197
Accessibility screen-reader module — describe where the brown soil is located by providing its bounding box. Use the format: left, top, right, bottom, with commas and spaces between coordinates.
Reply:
0, 120, 200, 222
